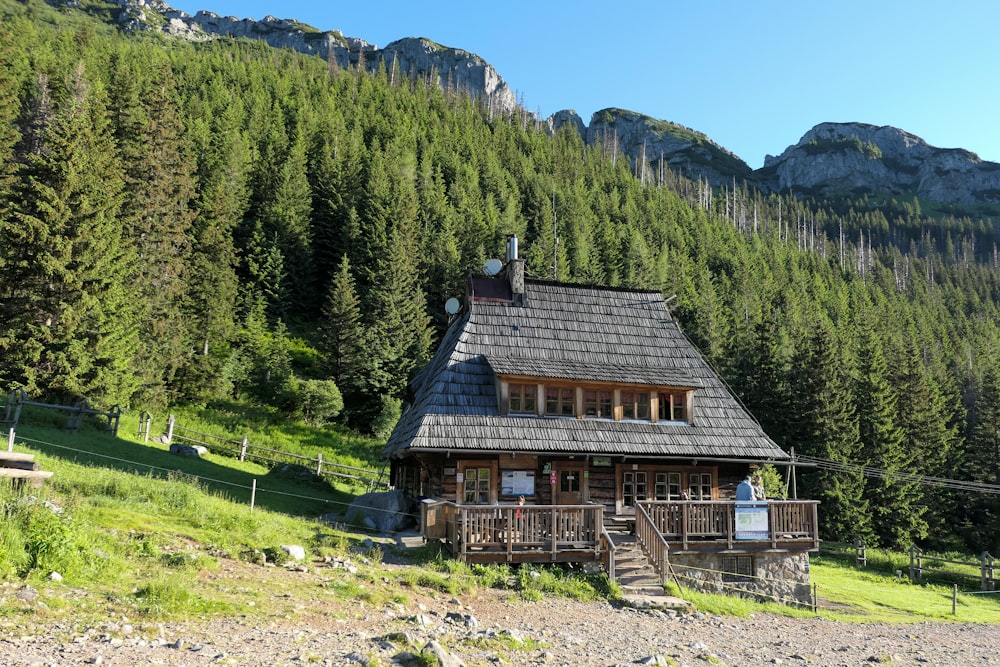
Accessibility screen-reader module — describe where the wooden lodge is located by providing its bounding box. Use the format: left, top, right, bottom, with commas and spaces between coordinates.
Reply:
384, 240, 817, 603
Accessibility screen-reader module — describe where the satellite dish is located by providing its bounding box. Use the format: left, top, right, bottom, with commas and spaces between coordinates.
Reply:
444, 297, 461, 315
483, 258, 503, 276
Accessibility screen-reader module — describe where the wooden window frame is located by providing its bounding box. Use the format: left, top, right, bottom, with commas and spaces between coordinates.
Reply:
458, 461, 498, 505
545, 385, 575, 417
499, 376, 694, 424
583, 388, 613, 418
509, 382, 537, 415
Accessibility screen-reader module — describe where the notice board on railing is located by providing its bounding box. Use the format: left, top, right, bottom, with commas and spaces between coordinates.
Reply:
735, 504, 769, 540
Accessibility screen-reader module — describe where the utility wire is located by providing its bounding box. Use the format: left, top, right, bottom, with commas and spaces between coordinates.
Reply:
792, 453, 1000, 495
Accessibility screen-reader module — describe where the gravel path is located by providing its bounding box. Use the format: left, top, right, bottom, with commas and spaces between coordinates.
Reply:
1, 558, 997, 666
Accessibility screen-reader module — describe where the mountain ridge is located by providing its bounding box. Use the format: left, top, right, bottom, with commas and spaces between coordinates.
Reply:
89, 0, 1000, 211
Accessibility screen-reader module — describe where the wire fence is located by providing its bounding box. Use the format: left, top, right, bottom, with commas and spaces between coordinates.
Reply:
159, 414, 389, 494
10, 431, 415, 534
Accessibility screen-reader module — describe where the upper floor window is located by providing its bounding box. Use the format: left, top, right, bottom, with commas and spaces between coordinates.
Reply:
545, 386, 574, 416
621, 391, 650, 420
503, 378, 692, 424
658, 392, 687, 422
583, 389, 613, 418
509, 383, 537, 414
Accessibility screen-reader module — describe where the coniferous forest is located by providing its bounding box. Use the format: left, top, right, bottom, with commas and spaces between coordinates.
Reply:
2, 0, 1000, 554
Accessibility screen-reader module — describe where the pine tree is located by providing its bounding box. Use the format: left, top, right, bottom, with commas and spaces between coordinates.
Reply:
855, 321, 925, 548
786, 323, 871, 542
961, 361, 1000, 553
318, 255, 364, 390
3, 64, 138, 405
109, 57, 198, 405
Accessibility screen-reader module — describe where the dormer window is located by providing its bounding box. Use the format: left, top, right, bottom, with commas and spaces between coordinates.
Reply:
545, 386, 574, 416
583, 389, 613, 418
502, 376, 693, 425
621, 391, 650, 420
658, 391, 687, 422
509, 383, 537, 414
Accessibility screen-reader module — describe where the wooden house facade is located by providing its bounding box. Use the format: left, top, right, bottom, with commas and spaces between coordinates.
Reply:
383, 251, 817, 603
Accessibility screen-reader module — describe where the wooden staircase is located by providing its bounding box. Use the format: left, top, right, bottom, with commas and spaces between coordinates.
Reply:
608, 531, 691, 612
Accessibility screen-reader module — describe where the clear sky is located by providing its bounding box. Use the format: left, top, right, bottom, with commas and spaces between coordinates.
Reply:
167, 0, 1000, 169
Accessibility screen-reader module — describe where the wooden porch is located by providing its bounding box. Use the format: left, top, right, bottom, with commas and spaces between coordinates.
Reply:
635, 500, 821, 552
421, 501, 610, 565
420, 499, 820, 566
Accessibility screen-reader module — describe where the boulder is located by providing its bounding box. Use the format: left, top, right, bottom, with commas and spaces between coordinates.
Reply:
346, 489, 413, 533
169, 443, 207, 457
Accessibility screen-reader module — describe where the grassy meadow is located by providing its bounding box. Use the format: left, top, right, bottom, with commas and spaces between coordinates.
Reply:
0, 405, 998, 630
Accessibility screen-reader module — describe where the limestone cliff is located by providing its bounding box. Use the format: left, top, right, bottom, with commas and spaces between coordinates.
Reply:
551, 109, 753, 185
758, 122, 1000, 206
54, 0, 1000, 209
105, 0, 517, 114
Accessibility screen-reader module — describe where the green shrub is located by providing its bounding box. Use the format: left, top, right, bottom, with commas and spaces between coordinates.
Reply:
294, 378, 344, 427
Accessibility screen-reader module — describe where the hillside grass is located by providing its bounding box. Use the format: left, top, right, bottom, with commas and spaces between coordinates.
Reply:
0, 412, 998, 629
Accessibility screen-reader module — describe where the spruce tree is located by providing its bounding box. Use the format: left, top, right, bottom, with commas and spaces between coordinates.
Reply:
4, 64, 138, 404
855, 321, 925, 548
786, 323, 871, 543
109, 57, 197, 405
961, 361, 1000, 553
318, 255, 364, 391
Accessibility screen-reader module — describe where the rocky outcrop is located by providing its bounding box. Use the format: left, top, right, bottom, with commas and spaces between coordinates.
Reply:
97, 0, 516, 114
551, 108, 753, 187
53, 1, 1000, 208
759, 122, 1000, 206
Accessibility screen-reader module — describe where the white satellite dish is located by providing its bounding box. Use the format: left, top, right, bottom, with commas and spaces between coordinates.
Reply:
444, 297, 461, 315
483, 258, 503, 276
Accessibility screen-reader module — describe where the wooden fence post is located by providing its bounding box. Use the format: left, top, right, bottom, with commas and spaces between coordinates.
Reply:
140, 412, 152, 442
166, 414, 175, 444
239, 436, 248, 462
316, 452, 323, 476
909, 544, 922, 581
854, 537, 867, 567
981, 552, 995, 592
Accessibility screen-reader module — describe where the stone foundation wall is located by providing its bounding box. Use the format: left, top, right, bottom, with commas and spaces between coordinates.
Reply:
669, 551, 813, 606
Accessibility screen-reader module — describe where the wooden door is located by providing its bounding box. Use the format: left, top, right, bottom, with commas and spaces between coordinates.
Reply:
555, 463, 585, 505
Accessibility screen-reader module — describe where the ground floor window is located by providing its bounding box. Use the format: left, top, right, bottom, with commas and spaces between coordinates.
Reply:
462, 467, 492, 504
623, 471, 647, 507
721, 555, 755, 583
688, 472, 713, 500
654, 471, 683, 500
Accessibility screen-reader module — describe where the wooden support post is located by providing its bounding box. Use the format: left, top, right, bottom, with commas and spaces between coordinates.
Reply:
981, 552, 995, 592
909, 544, 922, 581
239, 436, 248, 462
953, 584, 958, 615
166, 414, 175, 444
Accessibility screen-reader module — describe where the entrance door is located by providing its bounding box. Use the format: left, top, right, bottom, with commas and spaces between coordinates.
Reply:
555, 464, 585, 505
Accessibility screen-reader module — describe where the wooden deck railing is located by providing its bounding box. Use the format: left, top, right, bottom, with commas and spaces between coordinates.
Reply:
635, 502, 671, 586
637, 500, 820, 550
423, 502, 605, 562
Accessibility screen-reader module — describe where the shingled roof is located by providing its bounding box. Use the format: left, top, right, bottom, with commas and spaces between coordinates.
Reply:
383, 276, 788, 462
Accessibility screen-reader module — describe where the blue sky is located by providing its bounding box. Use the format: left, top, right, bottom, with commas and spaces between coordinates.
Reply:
168, 0, 1000, 169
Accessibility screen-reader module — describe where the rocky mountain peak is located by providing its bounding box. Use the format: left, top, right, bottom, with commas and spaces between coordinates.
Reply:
760, 122, 1000, 206
99, 0, 516, 114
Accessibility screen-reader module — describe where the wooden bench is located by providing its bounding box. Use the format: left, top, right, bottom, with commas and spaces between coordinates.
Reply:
0, 451, 53, 488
